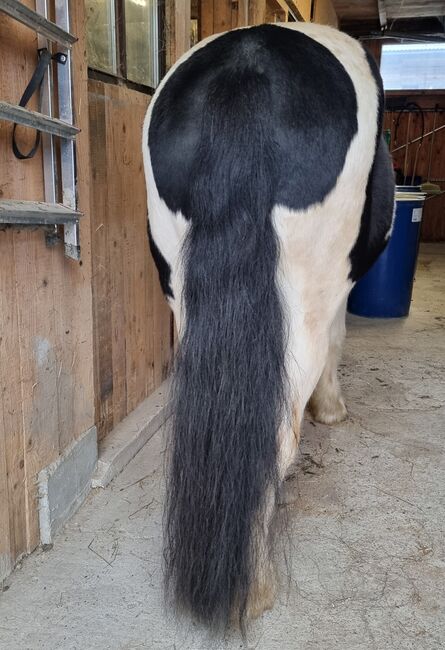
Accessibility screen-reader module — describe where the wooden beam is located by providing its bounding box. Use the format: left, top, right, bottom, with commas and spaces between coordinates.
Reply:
237, 0, 249, 26
174, 0, 191, 59
287, 0, 312, 21
249, 0, 267, 24
377, 0, 387, 28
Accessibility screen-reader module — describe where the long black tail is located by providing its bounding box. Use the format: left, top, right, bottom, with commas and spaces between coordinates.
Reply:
165, 65, 288, 630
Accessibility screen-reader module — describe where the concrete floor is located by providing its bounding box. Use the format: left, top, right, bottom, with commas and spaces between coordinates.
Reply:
1, 244, 444, 650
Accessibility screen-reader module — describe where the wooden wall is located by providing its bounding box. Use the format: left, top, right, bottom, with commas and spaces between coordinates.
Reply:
199, 0, 338, 39
313, 0, 338, 27
88, 83, 173, 440
0, 1, 94, 577
384, 101, 445, 241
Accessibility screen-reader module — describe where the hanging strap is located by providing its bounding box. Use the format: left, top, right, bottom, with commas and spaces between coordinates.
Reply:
12, 48, 54, 160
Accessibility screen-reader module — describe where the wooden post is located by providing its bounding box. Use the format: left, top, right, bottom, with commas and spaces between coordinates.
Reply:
249, 0, 266, 24
237, 0, 249, 27
174, 0, 191, 61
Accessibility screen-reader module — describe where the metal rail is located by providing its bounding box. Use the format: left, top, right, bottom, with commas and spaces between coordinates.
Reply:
55, 0, 80, 259
391, 123, 445, 153
0, 101, 79, 139
0, 0, 76, 48
0, 200, 81, 226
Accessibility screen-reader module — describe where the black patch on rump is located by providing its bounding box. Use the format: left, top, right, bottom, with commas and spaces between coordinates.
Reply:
149, 24, 358, 215
147, 222, 173, 298
349, 48, 395, 281
146, 24, 358, 630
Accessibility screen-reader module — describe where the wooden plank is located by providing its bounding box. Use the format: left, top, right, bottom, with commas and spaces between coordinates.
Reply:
0, 405, 12, 580
200, 0, 214, 39
237, 0, 249, 26
0, 231, 26, 569
313, 0, 338, 26
88, 82, 114, 440
119, 88, 154, 413
385, 0, 445, 20
331, 0, 377, 21
249, 0, 267, 23
174, 0, 191, 58
105, 84, 127, 429
266, 0, 288, 22
287, 0, 312, 20
13, 226, 60, 552
213, 0, 232, 33
55, 0, 95, 453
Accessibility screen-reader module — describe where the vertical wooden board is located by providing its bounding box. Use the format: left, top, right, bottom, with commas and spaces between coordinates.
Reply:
0, 232, 27, 563
12, 229, 60, 551
118, 87, 154, 413
200, 0, 214, 38
89, 82, 114, 439
249, 0, 267, 24
56, 0, 95, 451
104, 85, 128, 429
164, 0, 176, 70
213, 0, 233, 33
237, 0, 249, 26
175, 0, 191, 58
313, 0, 338, 27
0, 411, 12, 579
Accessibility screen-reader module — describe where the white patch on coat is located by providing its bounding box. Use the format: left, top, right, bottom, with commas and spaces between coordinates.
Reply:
270, 25, 379, 424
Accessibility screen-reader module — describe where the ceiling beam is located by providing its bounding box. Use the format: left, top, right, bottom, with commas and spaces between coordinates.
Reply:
377, 0, 387, 28
385, 1, 445, 20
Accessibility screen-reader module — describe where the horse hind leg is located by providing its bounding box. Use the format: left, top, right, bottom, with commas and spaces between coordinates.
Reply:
309, 298, 348, 425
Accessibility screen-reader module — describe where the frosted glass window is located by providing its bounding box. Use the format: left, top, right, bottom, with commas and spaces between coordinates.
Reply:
381, 43, 445, 91
85, 0, 117, 75
125, 0, 159, 88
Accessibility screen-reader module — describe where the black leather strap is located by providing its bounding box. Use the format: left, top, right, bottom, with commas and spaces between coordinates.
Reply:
12, 47, 53, 160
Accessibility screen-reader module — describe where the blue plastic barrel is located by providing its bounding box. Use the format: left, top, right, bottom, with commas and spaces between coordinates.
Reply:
348, 192, 425, 318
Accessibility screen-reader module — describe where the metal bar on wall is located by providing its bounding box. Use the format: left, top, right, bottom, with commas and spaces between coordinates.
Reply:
36, 0, 57, 205
55, 0, 80, 260
0, 0, 76, 47
0, 101, 79, 139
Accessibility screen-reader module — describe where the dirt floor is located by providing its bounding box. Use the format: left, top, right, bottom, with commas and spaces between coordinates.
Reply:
0, 243, 444, 650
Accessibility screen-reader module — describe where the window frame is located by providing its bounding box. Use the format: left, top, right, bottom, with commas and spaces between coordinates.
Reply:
87, 0, 166, 95
380, 41, 445, 94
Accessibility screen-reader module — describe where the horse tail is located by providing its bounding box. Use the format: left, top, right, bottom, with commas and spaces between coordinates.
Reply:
164, 61, 288, 630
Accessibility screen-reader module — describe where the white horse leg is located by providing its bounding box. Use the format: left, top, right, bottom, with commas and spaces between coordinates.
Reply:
309, 298, 348, 425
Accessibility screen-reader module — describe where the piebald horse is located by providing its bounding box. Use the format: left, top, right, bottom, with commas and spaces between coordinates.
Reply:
143, 22, 394, 630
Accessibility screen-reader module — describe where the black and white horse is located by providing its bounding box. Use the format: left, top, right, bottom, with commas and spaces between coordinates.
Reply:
143, 22, 394, 630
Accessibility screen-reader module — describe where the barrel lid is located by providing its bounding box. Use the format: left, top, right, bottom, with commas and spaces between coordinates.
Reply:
395, 192, 426, 201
